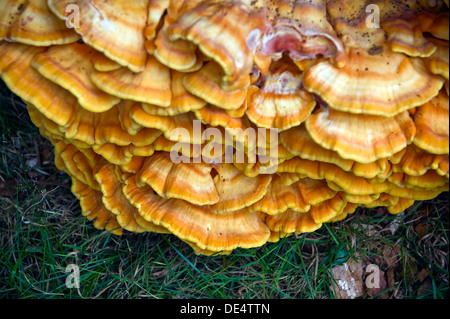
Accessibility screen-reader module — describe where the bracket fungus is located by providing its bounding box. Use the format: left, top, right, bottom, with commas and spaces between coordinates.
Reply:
0, 0, 448, 255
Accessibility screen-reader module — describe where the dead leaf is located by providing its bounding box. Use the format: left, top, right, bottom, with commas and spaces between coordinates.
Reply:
376, 244, 402, 269
366, 244, 404, 298
388, 212, 404, 235
0, 179, 17, 198
416, 268, 431, 282
417, 277, 433, 297
367, 269, 388, 298
415, 223, 430, 239
387, 268, 396, 288
331, 260, 365, 299
415, 210, 430, 239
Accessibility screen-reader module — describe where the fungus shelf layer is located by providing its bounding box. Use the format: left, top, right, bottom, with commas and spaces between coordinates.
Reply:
0, 0, 448, 255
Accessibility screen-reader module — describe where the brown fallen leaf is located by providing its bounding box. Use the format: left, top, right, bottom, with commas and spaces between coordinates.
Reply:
415, 223, 430, 240
387, 267, 396, 289
366, 244, 404, 298
366, 267, 388, 298
417, 277, 433, 297
415, 210, 430, 240
331, 259, 365, 299
416, 268, 431, 282
373, 244, 402, 269
0, 179, 17, 198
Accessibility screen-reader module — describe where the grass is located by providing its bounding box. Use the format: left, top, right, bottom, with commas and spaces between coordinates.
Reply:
0, 81, 448, 299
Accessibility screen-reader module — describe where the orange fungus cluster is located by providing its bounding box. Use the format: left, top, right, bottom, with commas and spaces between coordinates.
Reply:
0, 0, 448, 255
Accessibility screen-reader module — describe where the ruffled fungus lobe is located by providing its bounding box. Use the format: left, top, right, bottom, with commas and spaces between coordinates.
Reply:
418, 11, 449, 41
142, 70, 207, 116
183, 61, 248, 110
259, 0, 346, 67
167, 0, 266, 91
94, 163, 170, 234
246, 59, 316, 130
54, 145, 123, 235
210, 163, 272, 214
262, 209, 322, 238
150, 1, 201, 71
0, 0, 80, 45
91, 55, 172, 107
391, 145, 449, 176
124, 176, 271, 253
48, 0, 149, 72
424, 37, 449, 80
383, 11, 437, 57
305, 0, 444, 116
130, 105, 204, 144
280, 124, 354, 171
137, 151, 219, 205
305, 108, 416, 163
248, 175, 310, 215
31, 42, 121, 112
303, 47, 444, 116
0, 42, 76, 126
413, 89, 449, 154
0, 0, 448, 255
